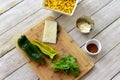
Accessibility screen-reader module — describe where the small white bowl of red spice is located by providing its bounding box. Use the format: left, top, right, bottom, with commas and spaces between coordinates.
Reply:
84, 39, 102, 56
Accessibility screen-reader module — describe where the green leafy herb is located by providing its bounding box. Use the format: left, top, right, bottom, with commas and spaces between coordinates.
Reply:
52, 55, 80, 77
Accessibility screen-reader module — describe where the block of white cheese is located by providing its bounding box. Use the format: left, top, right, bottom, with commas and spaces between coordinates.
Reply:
42, 20, 57, 43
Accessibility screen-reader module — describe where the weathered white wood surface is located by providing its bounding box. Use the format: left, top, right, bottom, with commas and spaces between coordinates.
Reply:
0, 10, 60, 79
0, 0, 120, 80
69, 0, 120, 47
82, 43, 120, 80
82, 17, 120, 63
0, 49, 26, 80
0, 0, 23, 14
4, 64, 38, 80
0, 0, 61, 57
56, 0, 112, 31
0, 0, 42, 35
0, 0, 112, 58
5, 17, 120, 80
0, 9, 60, 57
112, 73, 120, 80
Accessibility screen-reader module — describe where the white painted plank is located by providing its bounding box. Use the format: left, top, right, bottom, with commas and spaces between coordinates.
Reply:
4, 64, 38, 80
0, 49, 26, 80
0, 9, 60, 57
0, 0, 82, 36
0, 0, 43, 35
112, 73, 120, 80
82, 43, 120, 80
5, 15, 120, 80
0, 0, 23, 14
69, 11, 120, 79
78, 0, 83, 3
87, 18, 120, 62
69, 0, 120, 47
0, 0, 112, 58
80, 18, 120, 63
56, 0, 112, 31
0, 0, 119, 80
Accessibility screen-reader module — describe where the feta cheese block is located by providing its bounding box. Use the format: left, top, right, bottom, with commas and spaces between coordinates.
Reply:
42, 20, 57, 43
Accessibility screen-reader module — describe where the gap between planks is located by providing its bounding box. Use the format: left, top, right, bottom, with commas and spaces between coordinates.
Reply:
0, 0, 44, 35
82, 43, 120, 80
111, 71, 120, 80
0, 0, 119, 79
0, 0, 24, 15
0, 0, 118, 79
3, 16, 120, 80
0, 0, 83, 36
3, 41, 120, 80
0, 1, 113, 58
56, 0, 114, 32
67, 0, 115, 34
68, 0, 120, 49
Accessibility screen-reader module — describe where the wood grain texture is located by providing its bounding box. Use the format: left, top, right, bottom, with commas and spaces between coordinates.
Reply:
86, 17, 120, 63
56, 0, 112, 32
78, 0, 83, 3
0, 49, 26, 80
112, 73, 120, 80
70, 10, 120, 64
4, 64, 38, 80
5, 17, 120, 80
0, 0, 83, 36
82, 43, 120, 80
0, 0, 120, 80
0, 9, 61, 57
0, 0, 42, 35
4, 17, 120, 80
69, 0, 120, 47
0, 0, 23, 14
0, 0, 112, 58
15, 17, 94, 80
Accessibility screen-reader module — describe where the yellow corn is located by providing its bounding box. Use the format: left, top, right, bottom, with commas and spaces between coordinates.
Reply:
44, 0, 76, 14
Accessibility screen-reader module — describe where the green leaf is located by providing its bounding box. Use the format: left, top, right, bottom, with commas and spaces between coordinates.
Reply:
52, 54, 80, 77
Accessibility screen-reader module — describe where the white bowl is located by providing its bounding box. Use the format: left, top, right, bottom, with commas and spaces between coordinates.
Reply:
42, 0, 80, 16
84, 39, 102, 56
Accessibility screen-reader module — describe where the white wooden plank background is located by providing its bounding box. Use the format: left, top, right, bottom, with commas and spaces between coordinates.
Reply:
69, 0, 120, 47
0, 0, 120, 80
82, 43, 120, 80
4, 64, 38, 80
0, 9, 60, 57
0, 0, 113, 57
0, 49, 26, 80
112, 73, 120, 80
56, 0, 112, 31
0, 0, 23, 14
0, 0, 42, 35
5, 16, 120, 80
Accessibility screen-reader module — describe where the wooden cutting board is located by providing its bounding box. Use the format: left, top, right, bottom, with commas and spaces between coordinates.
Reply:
15, 17, 94, 80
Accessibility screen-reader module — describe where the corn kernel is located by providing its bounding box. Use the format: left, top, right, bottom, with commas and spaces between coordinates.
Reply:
44, 0, 76, 14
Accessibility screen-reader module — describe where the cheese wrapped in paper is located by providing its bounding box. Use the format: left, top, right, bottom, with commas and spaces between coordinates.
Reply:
42, 20, 57, 43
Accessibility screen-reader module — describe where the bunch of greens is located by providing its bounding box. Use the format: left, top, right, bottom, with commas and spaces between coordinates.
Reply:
52, 55, 80, 77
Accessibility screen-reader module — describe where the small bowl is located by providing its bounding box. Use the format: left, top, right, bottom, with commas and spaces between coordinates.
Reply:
76, 16, 94, 33
42, 0, 79, 16
84, 39, 102, 56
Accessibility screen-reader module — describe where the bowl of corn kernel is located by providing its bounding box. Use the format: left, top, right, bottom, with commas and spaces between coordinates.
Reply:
43, 0, 79, 16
